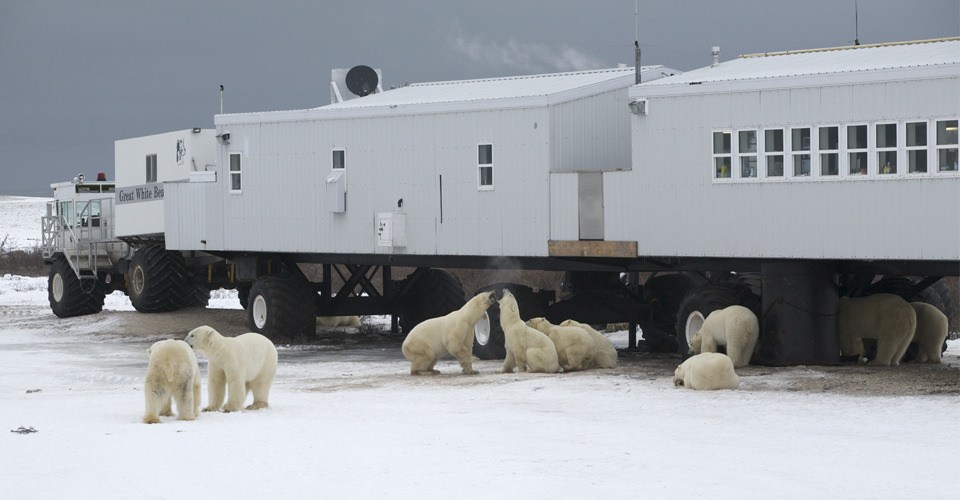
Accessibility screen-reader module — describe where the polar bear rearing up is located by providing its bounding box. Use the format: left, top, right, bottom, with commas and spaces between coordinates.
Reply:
498, 290, 560, 373
401, 291, 495, 375
184, 325, 278, 412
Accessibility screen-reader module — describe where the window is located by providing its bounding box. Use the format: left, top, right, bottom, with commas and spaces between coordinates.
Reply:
764, 129, 784, 177
146, 154, 157, 183
876, 123, 897, 175
846, 125, 868, 176
229, 153, 241, 192
738, 130, 758, 178
712, 131, 731, 179
819, 126, 839, 176
478, 144, 493, 189
906, 122, 928, 173
791, 127, 811, 176
333, 149, 345, 170
936, 119, 958, 172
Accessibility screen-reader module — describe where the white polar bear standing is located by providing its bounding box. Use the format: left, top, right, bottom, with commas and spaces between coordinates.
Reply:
498, 290, 560, 374
673, 352, 739, 390
838, 294, 916, 366
143, 339, 201, 424
559, 319, 618, 369
689, 305, 759, 368
910, 302, 948, 364
184, 325, 278, 412
401, 291, 495, 375
527, 317, 595, 372
317, 316, 362, 328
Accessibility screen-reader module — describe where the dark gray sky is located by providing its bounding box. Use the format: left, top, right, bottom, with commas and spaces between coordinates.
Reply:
1, 0, 957, 195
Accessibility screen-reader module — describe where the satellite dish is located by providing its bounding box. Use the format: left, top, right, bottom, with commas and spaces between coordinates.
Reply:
345, 65, 379, 97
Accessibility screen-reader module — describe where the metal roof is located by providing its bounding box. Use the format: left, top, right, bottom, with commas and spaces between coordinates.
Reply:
633, 38, 960, 95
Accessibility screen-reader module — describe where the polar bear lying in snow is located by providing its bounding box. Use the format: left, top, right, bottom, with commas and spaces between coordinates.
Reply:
689, 305, 759, 368
317, 316, 361, 328
184, 325, 278, 412
498, 290, 560, 374
527, 317, 595, 372
143, 339, 201, 424
673, 352, 739, 390
559, 319, 618, 369
838, 294, 915, 366
401, 291, 495, 375
910, 302, 948, 364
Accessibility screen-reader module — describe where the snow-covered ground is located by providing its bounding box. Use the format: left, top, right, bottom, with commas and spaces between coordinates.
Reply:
1, 197, 958, 500
0, 196, 50, 250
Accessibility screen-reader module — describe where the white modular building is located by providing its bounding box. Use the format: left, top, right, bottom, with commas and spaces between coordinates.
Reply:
162, 66, 679, 258
617, 38, 960, 263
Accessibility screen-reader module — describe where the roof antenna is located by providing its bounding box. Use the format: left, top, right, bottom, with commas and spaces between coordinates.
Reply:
854, 0, 860, 46
634, 0, 641, 84
219, 84, 224, 114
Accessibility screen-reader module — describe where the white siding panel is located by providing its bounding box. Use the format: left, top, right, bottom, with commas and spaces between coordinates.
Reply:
549, 173, 579, 240
551, 89, 631, 172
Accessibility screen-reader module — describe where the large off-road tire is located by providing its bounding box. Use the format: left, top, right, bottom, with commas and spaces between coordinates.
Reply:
472, 283, 545, 360
674, 283, 758, 354
397, 269, 466, 336
48, 255, 105, 318
641, 273, 704, 352
237, 282, 252, 309
127, 245, 192, 313
247, 273, 317, 341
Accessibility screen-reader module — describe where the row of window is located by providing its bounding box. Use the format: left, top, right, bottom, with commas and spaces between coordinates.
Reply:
226, 145, 496, 194
712, 119, 959, 181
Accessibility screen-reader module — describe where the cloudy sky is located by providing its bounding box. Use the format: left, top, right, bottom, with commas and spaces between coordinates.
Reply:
1, 0, 957, 195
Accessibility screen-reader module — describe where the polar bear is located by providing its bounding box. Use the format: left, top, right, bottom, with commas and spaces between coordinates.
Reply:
527, 317, 595, 372
838, 294, 916, 366
184, 325, 278, 412
401, 291, 495, 375
910, 302, 948, 364
559, 319, 618, 368
689, 305, 759, 368
673, 352, 739, 390
498, 290, 560, 374
143, 339, 201, 424
317, 316, 362, 328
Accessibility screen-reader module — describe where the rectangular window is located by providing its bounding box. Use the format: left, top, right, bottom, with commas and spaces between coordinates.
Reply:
478, 144, 493, 189
229, 153, 241, 192
791, 127, 811, 176
819, 126, 839, 176
332, 149, 345, 170
764, 129, 784, 177
906, 121, 928, 173
876, 123, 897, 175
847, 124, 868, 176
146, 154, 157, 183
738, 130, 757, 178
712, 131, 731, 179
936, 119, 959, 172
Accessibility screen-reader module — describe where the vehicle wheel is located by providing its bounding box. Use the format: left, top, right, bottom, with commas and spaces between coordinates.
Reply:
180, 284, 210, 309
48, 255, 105, 318
237, 282, 252, 309
674, 284, 752, 353
641, 273, 703, 352
247, 274, 316, 341
397, 269, 465, 335
472, 283, 545, 360
127, 245, 192, 313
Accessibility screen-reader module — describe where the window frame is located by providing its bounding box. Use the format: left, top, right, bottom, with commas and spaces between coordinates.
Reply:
477, 143, 494, 190
789, 126, 812, 179
935, 118, 959, 173
875, 122, 899, 176
845, 123, 869, 177
737, 129, 759, 180
228, 152, 242, 193
818, 125, 840, 177
332, 148, 346, 191
763, 128, 785, 179
145, 154, 158, 183
905, 121, 929, 174
712, 130, 732, 181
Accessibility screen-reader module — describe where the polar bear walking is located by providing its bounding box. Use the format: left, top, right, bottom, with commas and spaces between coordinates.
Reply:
184, 325, 278, 412
498, 290, 560, 374
401, 291, 495, 375
910, 302, 948, 364
838, 294, 916, 366
689, 305, 759, 368
558, 319, 618, 369
673, 352, 739, 390
143, 339, 201, 424
527, 317, 595, 372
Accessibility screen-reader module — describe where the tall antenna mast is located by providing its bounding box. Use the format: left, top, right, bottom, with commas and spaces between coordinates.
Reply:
854, 0, 860, 46
634, 0, 641, 84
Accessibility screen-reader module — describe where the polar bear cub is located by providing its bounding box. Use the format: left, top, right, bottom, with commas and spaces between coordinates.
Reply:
401, 291, 495, 375
143, 339, 201, 424
689, 305, 759, 368
673, 352, 739, 390
527, 317, 595, 372
910, 302, 948, 364
559, 319, 618, 369
184, 325, 278, 412
838, 294, 916, 366
498, 290, 560, 374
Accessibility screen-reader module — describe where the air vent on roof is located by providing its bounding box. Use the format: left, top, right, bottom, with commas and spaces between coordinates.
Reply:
331, 65, 383, 103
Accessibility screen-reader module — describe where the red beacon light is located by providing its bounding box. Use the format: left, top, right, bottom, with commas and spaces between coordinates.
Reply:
96, 172, 107, 182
